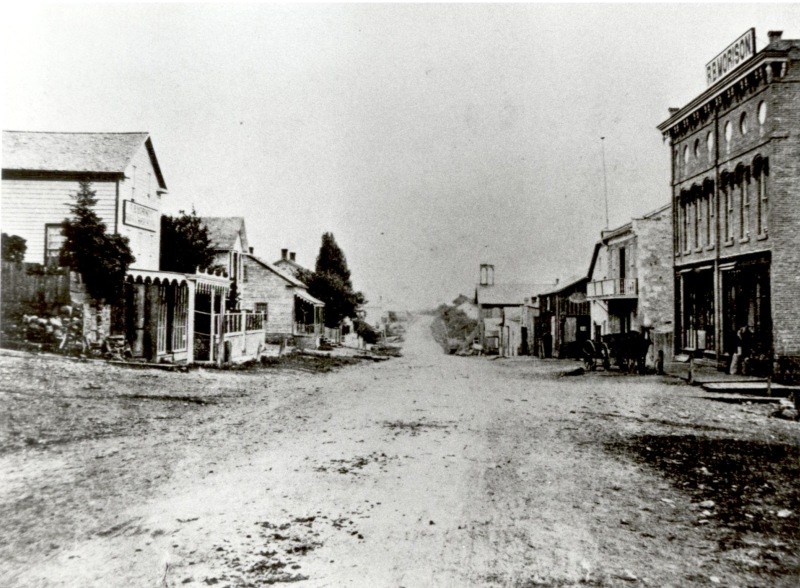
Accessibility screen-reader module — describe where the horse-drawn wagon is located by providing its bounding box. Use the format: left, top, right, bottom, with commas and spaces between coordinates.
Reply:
582, 331, 651, 373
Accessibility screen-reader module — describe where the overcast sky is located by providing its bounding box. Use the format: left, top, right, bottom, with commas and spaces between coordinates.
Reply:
3, 3, 799, 310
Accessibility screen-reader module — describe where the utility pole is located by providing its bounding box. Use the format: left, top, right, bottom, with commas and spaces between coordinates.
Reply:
600, 136, 609, 230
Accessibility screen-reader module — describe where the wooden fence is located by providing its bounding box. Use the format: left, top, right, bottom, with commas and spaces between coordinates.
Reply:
1, 262, 71, 313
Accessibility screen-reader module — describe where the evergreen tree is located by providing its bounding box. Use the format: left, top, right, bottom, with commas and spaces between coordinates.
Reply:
315, 232, 351, 282
160, 209, 215, 273
60, 180, 135, 304
305, 233, 365, 327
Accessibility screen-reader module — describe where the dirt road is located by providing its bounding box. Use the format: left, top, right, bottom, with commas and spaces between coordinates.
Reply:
1, 317, 798, 586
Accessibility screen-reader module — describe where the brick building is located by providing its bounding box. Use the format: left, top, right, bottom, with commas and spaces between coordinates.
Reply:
658, 30, 800, 373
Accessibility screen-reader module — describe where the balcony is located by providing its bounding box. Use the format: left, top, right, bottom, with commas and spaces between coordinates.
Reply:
587, 278, 638, 299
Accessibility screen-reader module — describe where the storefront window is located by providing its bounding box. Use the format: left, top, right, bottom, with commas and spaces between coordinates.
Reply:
681, 270, 715, 351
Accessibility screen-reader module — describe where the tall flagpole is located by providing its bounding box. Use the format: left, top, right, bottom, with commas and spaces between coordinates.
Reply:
600, 136, 609, 230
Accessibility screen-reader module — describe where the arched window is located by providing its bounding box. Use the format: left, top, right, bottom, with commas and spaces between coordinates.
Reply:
704, 179, 715, 248
753, 156, 769, 236
707, 131, 714, 162
758, 101, 767, 125
720, 171, 733, 243
735, 164, 750, 240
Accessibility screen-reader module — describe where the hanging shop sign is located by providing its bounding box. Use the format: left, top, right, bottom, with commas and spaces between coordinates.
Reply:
123, 199, 158, 232
706, 28, 756, 86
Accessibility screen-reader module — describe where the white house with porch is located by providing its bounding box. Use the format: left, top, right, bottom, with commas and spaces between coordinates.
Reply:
1, 131, 264, 364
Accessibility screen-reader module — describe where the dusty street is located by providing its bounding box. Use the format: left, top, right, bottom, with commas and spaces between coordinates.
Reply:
1, 317, 798, 587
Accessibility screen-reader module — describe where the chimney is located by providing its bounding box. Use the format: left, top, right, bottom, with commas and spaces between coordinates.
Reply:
668, 107, 680, 116
290, 252, 296, 262
249, 246, 254, 254
281, 248, 288, 260
479, 264, 494, 286
768, 30, 783, 44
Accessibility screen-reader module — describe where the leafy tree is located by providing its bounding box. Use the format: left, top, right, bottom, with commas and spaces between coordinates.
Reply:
1, 233, 27, 263
303, 232, 365, 328
160, 209, 216, 273
60, 180, 135, 304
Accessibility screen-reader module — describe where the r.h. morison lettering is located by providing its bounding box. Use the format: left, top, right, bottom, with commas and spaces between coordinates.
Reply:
706, 28, 756, 86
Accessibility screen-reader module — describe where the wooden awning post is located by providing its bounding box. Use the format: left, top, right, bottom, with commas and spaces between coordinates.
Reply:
217, 296, 226, 367
209, 288, 216, 363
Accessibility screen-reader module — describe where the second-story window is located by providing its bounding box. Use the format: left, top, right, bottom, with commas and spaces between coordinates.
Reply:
683, 200, 690, 252
707, 191, 715, 248
231, 251, 240, 282
738, 170, 750, 241
722, 185, 732, 243
755, 156, 769, 237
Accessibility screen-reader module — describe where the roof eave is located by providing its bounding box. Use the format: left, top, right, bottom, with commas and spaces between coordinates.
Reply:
657, 50, 787, 134
143, 137, 168, 191
1, 168, 125, 181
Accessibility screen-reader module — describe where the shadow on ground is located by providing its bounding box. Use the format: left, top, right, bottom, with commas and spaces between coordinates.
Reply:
605, 433, 800, 578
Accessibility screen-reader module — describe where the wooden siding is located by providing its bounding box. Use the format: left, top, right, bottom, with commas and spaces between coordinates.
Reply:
118, 144, 163, 270
2, 142, 164, 270
1, 261, 71, 312
1, 178, 117, 264
240, 256, 295, 335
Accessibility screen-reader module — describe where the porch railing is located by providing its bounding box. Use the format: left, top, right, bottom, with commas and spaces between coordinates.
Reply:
223, 311, 266, 334
295, 322, 320, 336
586, 278, 638, 299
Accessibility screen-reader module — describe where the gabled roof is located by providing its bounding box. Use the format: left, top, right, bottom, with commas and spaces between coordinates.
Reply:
245, 254, 323, 307
274, 257, 308, 274
537, 275, 587, 297
2, 131, 166, 189
244, 253, 307, 288
476, 283, 554, 306
201, 217, 248, 252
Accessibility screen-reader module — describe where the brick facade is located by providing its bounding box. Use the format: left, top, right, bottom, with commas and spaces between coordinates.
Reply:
659, 32, 800, 369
